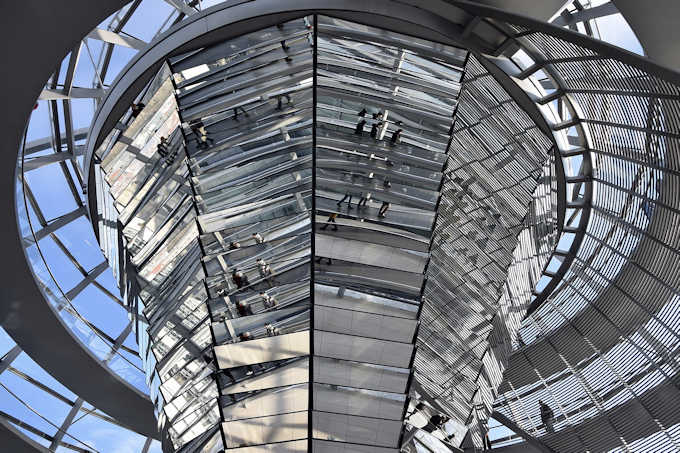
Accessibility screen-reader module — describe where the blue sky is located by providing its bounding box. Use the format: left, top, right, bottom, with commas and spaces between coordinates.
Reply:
4, 1, 183, 449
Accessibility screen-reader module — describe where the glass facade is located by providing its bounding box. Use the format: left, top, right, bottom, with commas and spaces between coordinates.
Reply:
89, 13, 555, 452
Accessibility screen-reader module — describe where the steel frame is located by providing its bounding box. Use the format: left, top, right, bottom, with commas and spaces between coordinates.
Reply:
4, 0, 680, 452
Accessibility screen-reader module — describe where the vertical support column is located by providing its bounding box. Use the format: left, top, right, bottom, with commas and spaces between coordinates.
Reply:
416, 54, 556, 449
171, 17, 315, 452
172, 70, 228, 451
309, 13, 318, 453
311, 15, 467, 452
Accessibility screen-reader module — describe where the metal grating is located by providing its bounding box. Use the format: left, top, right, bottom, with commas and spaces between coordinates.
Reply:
415, 54, 556, 448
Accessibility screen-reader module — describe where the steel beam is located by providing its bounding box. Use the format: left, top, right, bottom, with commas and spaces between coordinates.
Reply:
64, 260, 110, 301
551, 2, 618, 27
22, 152, 75, 172
0, 417, 50, 453
21, 206, 82, 246
0, 345, 22, 375
163, 0, 196, 16
0, 0, 158, 439
88, 28, 147, 50
23, 128, 89, 156
490, 411, 556, 453
449, 0, 680, 86
63, 44, 82, 96
39, 87, 105, 100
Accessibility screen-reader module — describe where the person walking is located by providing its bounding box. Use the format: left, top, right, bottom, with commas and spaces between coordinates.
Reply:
265, 323, 276, 337
276, 93, 292, 110
252, 232, 265, 244
239, 331, 253, 341
483, 433, 492, 450
131, 102, 145, 119
190, 120, 213, 149
157, 136, 169, 159
320, 213, 338, 231
232, 269, 249, 288
422, 413, 448, 434
257, 258, 272, 278
390, 128, 403, 145
232, 269, 241, 288
164, 145, 179, 165
237, 301, 253, 317
337, 192, 353, 209
260, 291, 277, 308
157, 136, 179, 165
370, 121, 382, 139
539, 400, 555, 433
378, 201, 390, 217
315, 256, 332, 265
358, 192, 371, 208
233, 105, 249, 119
355, 119, 366, 136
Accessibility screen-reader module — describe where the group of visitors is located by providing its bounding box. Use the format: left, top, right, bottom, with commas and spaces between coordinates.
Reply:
336, 190, 391, 218
334, 107, 403, 219
227, 232, 270, 290
233, 290, 278, 319
354, 108, 403, 146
